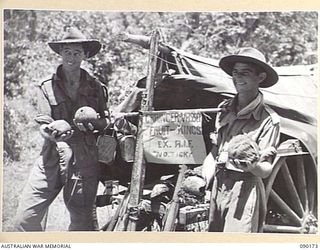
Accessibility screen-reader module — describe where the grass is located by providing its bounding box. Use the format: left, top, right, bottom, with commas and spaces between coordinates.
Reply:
2, 97, 69, 231
2, 137, 117, 232
2, 150, 116, 232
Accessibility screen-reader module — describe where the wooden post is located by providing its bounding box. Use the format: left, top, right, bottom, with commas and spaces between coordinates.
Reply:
126, 29, 160, 231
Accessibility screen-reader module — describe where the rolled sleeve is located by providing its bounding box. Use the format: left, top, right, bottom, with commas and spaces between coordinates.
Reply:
257, 118, 280, 151
34, 84, 53, 123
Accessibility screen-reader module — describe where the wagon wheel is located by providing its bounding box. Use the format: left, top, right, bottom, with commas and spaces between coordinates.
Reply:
263, 140, 318, 233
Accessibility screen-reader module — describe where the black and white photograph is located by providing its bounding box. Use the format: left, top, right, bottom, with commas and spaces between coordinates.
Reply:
2, 9, 318, 236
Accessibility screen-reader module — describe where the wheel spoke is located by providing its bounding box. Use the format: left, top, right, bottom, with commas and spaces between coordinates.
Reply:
264, 140, 316, 234
265, 156, 287, 200
263, 224, 304, 233
296, 156, 308, 212
270, 189, 302, 226
304, 159, 316, 215
307, 178, 315, 215
281, 161, 304, 217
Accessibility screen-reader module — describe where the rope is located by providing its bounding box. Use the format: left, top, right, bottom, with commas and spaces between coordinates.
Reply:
132, 46, 220, 76
128, 206, 140, 222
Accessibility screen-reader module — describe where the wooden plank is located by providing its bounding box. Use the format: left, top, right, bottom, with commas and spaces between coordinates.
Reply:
273, 139, 308, 160
263, 224, 304, 233
114, 191, 131, 231
105, 192, 129, 231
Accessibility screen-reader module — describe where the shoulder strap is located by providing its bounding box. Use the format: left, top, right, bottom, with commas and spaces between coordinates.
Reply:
40, 74, 59, 105
100, 82, 108, 103
265, 105, 280, 125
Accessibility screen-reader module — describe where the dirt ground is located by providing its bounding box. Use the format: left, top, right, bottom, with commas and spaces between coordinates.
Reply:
2, 155, 115, 232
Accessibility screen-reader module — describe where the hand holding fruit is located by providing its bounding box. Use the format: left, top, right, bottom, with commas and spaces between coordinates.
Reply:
40, 120, 73, 142
73, 106, 99, 132
227, 134, 260, 172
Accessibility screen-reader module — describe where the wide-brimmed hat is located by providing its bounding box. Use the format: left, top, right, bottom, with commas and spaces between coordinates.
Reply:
48, 27, 101, 58
219, 47, 279, 88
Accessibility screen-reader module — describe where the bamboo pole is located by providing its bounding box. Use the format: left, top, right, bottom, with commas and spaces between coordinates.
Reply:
126, 29, 160, 231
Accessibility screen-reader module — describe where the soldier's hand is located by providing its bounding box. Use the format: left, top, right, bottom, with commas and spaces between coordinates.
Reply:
40, 124, 55, 141
116, 32, 130, 41
74, 121, 95, 132
56, 130, 74, 142
110, 112, 125, 123
73, 106, 98, 132
260, 146, 277, 161
229, 158, 257, 172
56, 141, 73, 166
40, 120, 73, 142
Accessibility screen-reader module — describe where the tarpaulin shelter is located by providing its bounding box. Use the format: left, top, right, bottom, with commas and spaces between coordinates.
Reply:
114, 36, 318, 233
119, 42, 317, 162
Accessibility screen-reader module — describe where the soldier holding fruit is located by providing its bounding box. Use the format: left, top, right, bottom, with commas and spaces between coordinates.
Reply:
14, 27, 108, 231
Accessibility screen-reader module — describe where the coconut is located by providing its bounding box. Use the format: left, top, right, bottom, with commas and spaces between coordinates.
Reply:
74, 106, 98, 124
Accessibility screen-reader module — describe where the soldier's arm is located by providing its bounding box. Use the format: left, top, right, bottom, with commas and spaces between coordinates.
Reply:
250, 158, 274, 179
34, 81, 54, 125
35, 80, 73, 142
91, 82, 109, 131
248, 120, 280, 178
74, 81, 109, 132
202, 152, 217, 189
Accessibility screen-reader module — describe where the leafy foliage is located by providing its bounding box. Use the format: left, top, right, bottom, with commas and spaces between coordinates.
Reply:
3, 10, 317, 161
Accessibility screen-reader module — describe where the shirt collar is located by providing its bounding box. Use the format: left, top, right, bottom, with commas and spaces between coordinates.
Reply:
222, 92, 265, 123
236, 92, 264, 120
53, 65, 94, 93
53, 65, 93, 82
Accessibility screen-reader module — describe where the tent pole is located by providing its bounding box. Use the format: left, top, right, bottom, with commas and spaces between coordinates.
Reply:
126, 29, 160, 231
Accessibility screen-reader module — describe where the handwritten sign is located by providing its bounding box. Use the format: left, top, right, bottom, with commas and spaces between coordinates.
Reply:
142, 111, 206, 164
